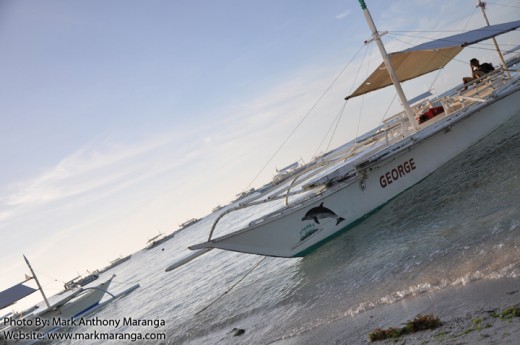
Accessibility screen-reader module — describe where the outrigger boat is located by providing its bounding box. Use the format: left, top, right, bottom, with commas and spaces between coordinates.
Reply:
1, 256, 139, 344
167, 1, 520, 269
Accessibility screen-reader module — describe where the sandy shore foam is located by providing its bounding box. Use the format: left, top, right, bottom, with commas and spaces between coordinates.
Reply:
269, 277, 520, 345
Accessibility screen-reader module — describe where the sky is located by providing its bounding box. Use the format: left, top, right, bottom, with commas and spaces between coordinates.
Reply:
1, 0, 519, 306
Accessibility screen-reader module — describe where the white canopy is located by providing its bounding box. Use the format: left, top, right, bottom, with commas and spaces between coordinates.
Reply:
346, 20, 520, 99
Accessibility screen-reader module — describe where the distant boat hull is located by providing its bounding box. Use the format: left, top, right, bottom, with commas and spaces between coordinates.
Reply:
45, 278, 112, 319
191, 82, 520, 257
3, 277, 113, 341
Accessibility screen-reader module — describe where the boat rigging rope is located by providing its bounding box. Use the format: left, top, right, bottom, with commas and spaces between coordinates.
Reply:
463, 4, 479, 31
325, 101, 348, 154
195, 256, 267, 315
323, 43, 377, 155
244, 44, 367, 190
319, 43, 374, 153
31, 269, 65, 289
353, 43, 374, 141
312, 101, 347, 159
378, 93, 398, 125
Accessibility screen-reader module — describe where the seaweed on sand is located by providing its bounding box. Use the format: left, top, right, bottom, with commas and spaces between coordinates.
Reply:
369, 314, 442, 342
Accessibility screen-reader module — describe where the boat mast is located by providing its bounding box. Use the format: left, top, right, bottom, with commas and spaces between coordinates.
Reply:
23, 255, 51, 308
476, 0, 511, 77
357, 0, 419, 131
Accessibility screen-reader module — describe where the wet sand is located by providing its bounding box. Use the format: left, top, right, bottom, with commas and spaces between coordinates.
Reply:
269, 277, 520, 345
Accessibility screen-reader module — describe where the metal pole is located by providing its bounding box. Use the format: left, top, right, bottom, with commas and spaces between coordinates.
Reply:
23, 255, 51, 308
357, 0, 419, 130
476, 0, 511, 77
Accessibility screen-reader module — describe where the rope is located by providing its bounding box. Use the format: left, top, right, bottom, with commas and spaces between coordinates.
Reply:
378, 93, 398, 125
31, 269, 65, 289
325, 101, 348, 153
462, 4, 478, 32
195, 256, 267, 315
244, 44, 367, 190
487, 0, 520, 9
354, 44, 374, 141
314, 45, 378, 157
313, 44, 371, 156
312, 101, 347, 158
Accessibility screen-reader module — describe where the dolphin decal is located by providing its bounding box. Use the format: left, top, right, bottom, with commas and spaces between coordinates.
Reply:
301, 202, 346, 226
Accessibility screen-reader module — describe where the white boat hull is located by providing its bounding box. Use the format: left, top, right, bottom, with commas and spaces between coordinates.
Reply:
192, 83, 520, 257
43, 278, 112, 320
3, 277, 113, 342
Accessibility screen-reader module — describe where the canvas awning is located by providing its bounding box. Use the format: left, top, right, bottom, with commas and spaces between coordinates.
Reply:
346, 20, 520, 99
0, 283, 36, 310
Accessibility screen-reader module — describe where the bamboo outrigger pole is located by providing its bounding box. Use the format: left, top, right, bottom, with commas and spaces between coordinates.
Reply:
23, 255, 51, 308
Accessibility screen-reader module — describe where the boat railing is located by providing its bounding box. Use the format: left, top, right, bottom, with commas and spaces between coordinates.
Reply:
208, 145, 374, 240
359, 68, 519, 171
208, 123, 400, 238
266, 122, 403, 203
287, 117, 408, 193
441, 68, 512, 114
207, 186, 322, 241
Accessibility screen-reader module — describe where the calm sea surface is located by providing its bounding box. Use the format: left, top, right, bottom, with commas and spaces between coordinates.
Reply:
50, 114, 520, 344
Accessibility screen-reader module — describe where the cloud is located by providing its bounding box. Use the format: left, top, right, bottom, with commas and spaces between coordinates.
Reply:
0, 211, 11, 223
0, 57, 353, 239
6, 135, 173, 207
1, 127, 224, 232
336, 10, 351, 20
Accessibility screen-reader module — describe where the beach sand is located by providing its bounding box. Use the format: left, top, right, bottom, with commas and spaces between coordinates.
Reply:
269, 277, 520, 345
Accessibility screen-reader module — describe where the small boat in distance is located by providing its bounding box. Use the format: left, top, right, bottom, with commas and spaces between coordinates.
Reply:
212, 205, 224, 213
273, 160, 305, 185
99, 255, 132, 273
179, 218, 199, 229
63, 270, 100, 291
1, 256, 140, 344
146, 232, 176, 249
145, 233, 164, 249
166, 1, 520, 269
233, 188, 256, 202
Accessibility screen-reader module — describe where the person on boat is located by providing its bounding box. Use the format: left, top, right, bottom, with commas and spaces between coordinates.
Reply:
462, 58, 495, 87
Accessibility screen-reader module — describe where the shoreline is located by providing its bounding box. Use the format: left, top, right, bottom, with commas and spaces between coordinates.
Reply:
269, 277, 520, 345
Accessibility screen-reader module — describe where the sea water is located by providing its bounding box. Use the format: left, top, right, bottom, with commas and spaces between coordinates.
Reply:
50, 114, 520, 345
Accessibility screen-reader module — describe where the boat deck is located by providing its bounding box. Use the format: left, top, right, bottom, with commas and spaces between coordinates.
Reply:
219, 68, 518, 229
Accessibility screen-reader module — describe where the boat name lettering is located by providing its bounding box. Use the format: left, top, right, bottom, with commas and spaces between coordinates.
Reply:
380, 158, 416, 188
